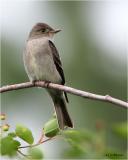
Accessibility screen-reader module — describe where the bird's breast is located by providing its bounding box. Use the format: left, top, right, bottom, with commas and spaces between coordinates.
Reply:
24, 38, 61, 83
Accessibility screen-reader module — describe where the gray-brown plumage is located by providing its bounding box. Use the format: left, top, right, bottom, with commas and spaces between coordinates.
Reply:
23, 23, 73, 129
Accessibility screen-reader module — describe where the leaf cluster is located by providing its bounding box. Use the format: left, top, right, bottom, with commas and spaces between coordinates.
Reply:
0, 113, 127, 159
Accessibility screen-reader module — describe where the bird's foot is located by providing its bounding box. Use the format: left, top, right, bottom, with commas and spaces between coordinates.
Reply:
31, 80, 51, 88
31, 80, 41, 86
31, 80, 37, 86
44, 81, 51, 88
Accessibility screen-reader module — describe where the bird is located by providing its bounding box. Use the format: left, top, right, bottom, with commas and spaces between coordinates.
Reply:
23, 22, 73, 129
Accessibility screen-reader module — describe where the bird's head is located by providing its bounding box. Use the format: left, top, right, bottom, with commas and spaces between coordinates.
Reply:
28, 23, 61, 39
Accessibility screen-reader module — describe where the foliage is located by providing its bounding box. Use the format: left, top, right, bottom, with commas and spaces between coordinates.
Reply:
0, 113, 127, 159
15, 124, 34, 144
112, 122, 128, 139
62, 129, 126, 159
1, 136, 20, 156
0, 113, 59, 159
28, 148, 44, 160
43, 117, 60, 137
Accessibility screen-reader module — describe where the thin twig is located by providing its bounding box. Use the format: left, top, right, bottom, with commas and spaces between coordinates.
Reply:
17, 150, 31, 159
38, 132, 44, 143
0, 81, 127, 108
19, 137, 53, 149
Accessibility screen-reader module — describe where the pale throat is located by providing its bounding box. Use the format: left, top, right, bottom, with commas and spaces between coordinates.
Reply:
46, 32, 54, 41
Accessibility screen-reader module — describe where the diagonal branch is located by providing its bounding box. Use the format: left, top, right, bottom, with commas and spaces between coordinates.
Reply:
0, 81, 127, 108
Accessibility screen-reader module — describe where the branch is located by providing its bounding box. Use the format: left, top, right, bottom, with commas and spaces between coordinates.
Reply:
19, 137, 53, 149
17, 150, 31, 159
0, 81, 127, 108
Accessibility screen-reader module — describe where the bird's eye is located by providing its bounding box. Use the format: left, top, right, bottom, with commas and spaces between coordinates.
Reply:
41, 28, 46, 33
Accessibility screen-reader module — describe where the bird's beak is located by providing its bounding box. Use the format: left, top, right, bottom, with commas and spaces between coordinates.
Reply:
54, 29, 61, 33
51, 29, 61, 34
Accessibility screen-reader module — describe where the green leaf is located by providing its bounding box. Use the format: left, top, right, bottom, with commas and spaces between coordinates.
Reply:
8, 132, 17, 138
28, 148, 44, 160
1, 136, 20, 156
15, 124, 34, 144
62, 129, 93, 144
112, 122, 128, 138
63, 146, 86, 158
62, 129, 94, 157
44, 118, 60, 137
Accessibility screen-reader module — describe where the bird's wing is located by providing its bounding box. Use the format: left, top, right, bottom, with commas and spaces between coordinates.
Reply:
49, 40, 65, 84
49, 40, 69, 103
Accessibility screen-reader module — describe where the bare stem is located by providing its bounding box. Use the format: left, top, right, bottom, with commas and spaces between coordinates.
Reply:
0, 81, 127, 108
19, 137, 53, 149
17, 150, 31, 159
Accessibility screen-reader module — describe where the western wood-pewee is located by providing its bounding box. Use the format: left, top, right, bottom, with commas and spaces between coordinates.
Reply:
23, 23, 73, 129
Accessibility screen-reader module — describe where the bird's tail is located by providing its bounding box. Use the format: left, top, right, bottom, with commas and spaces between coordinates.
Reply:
53, 96, 73, 130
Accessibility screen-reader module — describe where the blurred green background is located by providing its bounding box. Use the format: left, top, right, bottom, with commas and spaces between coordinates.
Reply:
1, 1, 127, 159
